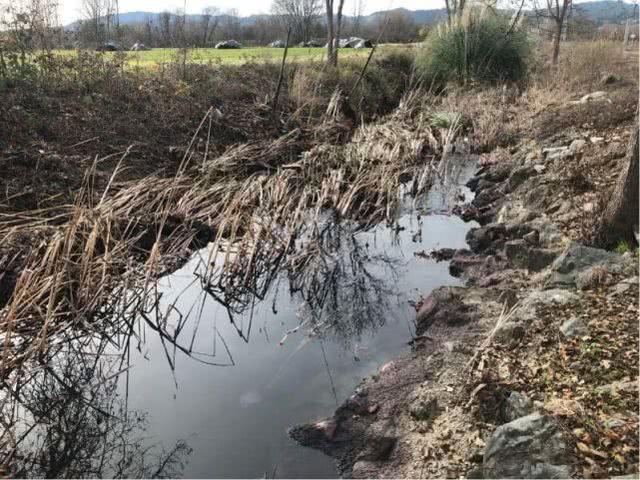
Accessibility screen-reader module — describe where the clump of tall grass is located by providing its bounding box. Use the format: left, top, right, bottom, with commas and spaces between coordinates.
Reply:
415, 9, 530, 87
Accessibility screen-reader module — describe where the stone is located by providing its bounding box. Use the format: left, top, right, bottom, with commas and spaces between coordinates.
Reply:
476, 179, 496, 191
595, 379, 638, 396
416, 286, 471, 334
504, 239, 529, 267
525, 288, 580, 306
609, 276, 639, 296
503, 240, 557, 272
600, 73, 620, 85
501, 392, 534, 423
356, 436, 396, 461
571, 91, 608, 104
532, 164, 546, 174
410, 396, 439, 422
473, 188, 503, 209
576, 266, 613, 290
315, 419, 337, 440
560, 317, 589, 338
569, 139, 587, 154
506, 165, 536, 192
590, 136, 605, 144
523, 230, 540, 246
496, 201, 539, 224
467, 224, 507, 253
542, 146, 571, 161
545, 242, 636, 289
483, 413, 570, 479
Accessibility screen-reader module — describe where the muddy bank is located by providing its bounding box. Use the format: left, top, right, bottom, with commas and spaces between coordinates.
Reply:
290, 129, 639, 478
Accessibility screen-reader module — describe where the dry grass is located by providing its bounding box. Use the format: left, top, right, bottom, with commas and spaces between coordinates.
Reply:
0, 88, 459, 384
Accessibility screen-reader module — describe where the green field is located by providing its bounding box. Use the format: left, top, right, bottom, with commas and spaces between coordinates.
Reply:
56, 45, 416, 66
57, 46, 378, 66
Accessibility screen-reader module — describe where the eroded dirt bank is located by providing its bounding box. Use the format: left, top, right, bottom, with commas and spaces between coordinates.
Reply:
290, 90, 639, 479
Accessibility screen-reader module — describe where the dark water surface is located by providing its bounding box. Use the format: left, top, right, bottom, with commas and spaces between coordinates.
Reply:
121, 161, 477, 478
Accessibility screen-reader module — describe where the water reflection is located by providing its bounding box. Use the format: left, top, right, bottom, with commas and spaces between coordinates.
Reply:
1, 156, 476, 478
0, 332, 192, 478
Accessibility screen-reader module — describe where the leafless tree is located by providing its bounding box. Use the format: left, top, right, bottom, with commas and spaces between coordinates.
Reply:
444, 0, 467, 23
533, 0, 572, 64
351, 0, 365, 36
159, 10, 172, 46
272, 0, 322, 43
325, 0, 345, 66
377, 9, 417, 42
221, 8, 241, 40
200, 6, 220, 46
325, 0, 335, 61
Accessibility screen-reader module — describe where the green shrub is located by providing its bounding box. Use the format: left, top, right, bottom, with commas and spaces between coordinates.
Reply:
415, 10, 530, 87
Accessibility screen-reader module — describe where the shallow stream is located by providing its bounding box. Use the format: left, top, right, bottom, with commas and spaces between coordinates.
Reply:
5, 158, 477, 478
120, 159, 477, 478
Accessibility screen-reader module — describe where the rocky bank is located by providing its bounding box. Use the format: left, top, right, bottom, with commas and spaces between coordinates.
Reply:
289, 128, 639, 478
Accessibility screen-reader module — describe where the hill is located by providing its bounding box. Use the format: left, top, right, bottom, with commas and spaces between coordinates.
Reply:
65, 0, 637, 30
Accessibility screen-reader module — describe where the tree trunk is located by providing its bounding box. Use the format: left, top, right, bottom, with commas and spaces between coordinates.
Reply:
551, 19, 562, 64
594, 116, 639, 249
326, 0, 334, 66
332, 0, 345, 66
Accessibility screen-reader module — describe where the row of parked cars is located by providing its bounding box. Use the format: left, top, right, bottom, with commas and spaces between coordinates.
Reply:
94, 37, 373, 51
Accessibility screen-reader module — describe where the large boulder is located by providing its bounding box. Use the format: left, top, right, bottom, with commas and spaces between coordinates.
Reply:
415, 286, 473, 334
483, 413, 571, 479
130, 42, 149, 51
545, 243, 637, 289
268, 40, 286, 48
215, 40, 242, 49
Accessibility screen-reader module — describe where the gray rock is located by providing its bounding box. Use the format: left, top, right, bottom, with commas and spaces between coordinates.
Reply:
523, 230, 540, 246
501, 392, 534, 423
576, 266, 613, 290
569, 139, 587, 154
525, 289, 580, 305
543, 146, 571, 161
507, 166, 535, 192
609, 276, 639, 296
559, 317, 589, 338
356, 436, 396, 461
571, 91, 608, 104
503, 240, 557, 272
600, 73, 620, 85
483, 413, 570, 479
595, 380, 637, 396
546, 243, 636, 289
504, 240, 529, 267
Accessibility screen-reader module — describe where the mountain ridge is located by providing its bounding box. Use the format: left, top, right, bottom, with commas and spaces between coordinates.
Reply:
65, 0, 637, 31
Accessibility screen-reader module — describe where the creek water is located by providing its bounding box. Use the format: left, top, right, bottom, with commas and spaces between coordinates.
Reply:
118, 159, 478, 478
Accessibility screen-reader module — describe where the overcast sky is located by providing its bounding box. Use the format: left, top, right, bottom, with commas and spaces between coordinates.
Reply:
60, 0, 446, 24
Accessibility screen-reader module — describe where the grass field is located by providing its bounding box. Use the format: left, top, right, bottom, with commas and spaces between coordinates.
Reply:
56, 45, 415, 66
